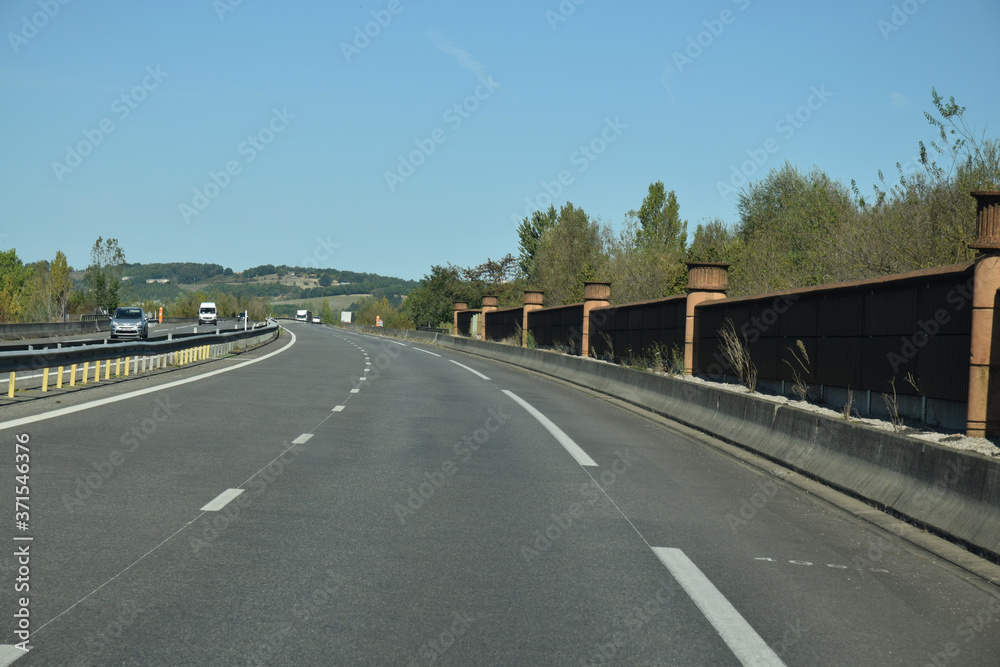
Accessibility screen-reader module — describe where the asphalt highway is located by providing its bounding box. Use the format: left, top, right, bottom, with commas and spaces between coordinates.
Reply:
0, 321, 998, 665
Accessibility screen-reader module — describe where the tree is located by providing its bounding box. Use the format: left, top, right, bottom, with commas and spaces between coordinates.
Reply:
400, 265, 472, 328
318, 273, 332, 287
631, 181, 687, 254
319, 299, 335, 324
687, 219, 740, 264
48, 251, 72, 321
533, 203, 605, 305
516, 205, 558, 282
85, 237, 127, 313
0, 249, 33, 322
732, 163, 855, 295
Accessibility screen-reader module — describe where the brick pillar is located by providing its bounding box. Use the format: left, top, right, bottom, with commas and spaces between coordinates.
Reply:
523, 290, 543, 348
967, 191, 1000, 437
685, 262, 729, 374
480, 296, 498, 340
582, 281, 611, 357
453, 301, 468, 336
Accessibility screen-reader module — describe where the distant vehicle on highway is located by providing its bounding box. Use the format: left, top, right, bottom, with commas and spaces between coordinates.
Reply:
110, 307, 148, 340
237, 311, 247, 322
312, 316, 321, 323
198, 302, 218, 326
296, 309, 311, 322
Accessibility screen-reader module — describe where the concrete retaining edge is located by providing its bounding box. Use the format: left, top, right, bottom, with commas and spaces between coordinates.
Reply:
350, 324, 1000, 562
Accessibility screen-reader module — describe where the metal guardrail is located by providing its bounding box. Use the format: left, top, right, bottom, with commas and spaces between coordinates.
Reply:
0, 322, 279, 374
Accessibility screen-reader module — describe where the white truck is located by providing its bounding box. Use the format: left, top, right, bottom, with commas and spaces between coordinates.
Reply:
198, 302, 218, 326
296, 309, 310, 322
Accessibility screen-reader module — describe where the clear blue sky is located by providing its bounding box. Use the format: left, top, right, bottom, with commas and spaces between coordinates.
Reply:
3, 0, 998, 281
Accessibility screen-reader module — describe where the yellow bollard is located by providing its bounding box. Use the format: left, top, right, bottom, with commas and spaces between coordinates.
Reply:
70, 364, 77, 386
116, 358, 121, 376
57, 365, 64, 389
42, 368, 49, 393
82, 362, 89, 384
7, 372, 14, 398
94, 360, 101, 383
105, 359, 110, 380
124, 356, 130, 377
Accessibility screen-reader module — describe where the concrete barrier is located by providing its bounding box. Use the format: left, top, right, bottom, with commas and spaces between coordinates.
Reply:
349, 324, 1000, 562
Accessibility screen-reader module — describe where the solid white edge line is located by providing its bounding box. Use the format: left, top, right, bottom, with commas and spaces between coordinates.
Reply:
0, 328, 296, 432
200, 488, 245, 512
449, 360, 490, 381
413, 347, 441, 357
292, 433, 313, 444
652, 547, 786, 667
501, 390, 597, 467
0, 645, 27, 665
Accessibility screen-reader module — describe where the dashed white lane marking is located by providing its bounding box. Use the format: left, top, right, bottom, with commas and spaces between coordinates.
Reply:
359, 377, 367, 381
413, 348, 441, 357
449, 360, 490, 381
387, 340, 407, 347
292, 433, 313, 444
350, 388, 360, 394
653, 547, 786, 667
200, 488, 245, 512
332, 406, 345, 412
501, 390, 597, 467
752, 557, 885, 573
0, 645, 27, 665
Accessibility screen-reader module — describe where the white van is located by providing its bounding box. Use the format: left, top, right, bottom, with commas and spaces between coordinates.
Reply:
198, 302, 218, 326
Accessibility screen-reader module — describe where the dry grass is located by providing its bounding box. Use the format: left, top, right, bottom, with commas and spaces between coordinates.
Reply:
719, 318, 757, 392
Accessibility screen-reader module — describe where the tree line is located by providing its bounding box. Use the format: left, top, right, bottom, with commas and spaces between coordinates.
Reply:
397, 89, 999, 329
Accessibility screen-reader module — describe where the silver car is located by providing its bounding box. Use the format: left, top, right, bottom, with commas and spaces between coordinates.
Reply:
110, 306, 148, 340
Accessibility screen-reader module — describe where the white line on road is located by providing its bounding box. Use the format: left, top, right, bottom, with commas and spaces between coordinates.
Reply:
413, 348, 441, 357
332, 406, 345, 412
0, 328, 296, 432
292, 433, 313, 444
200, 488, 245, 512
449, 360, 490, 381
350, 388, 360, 393
387, 340, 407, 347
652, 547, 786, 667
0, 645, 27, 666
501, 390, 597, 467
